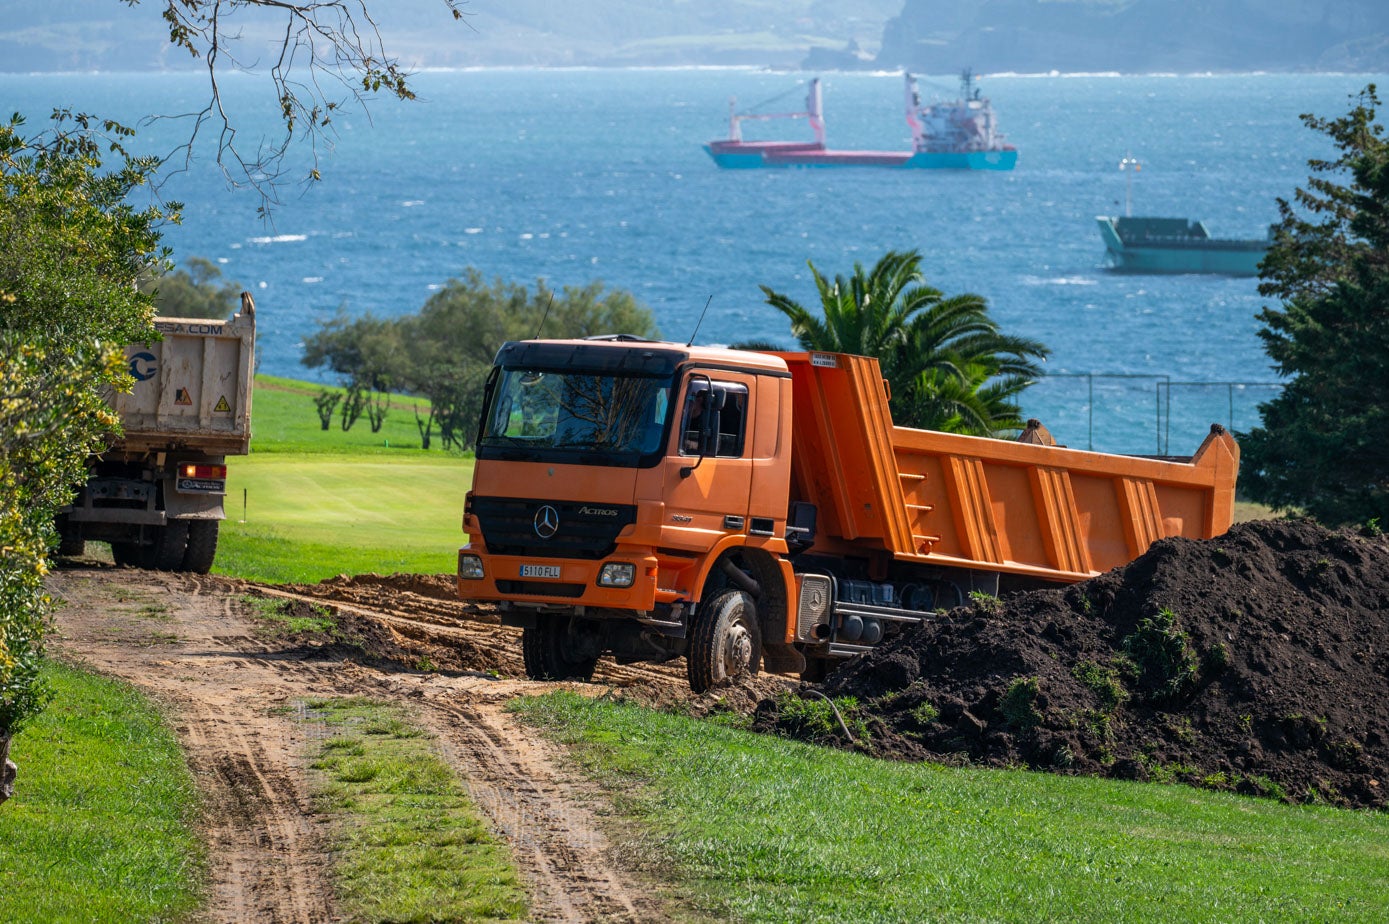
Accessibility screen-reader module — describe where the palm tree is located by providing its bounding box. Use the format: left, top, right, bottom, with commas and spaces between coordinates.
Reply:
762, 250, 1048, 436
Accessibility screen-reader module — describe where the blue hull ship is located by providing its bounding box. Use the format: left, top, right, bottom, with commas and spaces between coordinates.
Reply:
705, 72, 1017, 171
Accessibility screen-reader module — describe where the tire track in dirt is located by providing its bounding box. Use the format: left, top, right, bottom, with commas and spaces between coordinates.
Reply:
48, 564, 685, 923
254, 583, 693, 689
355, 669, 669, 923
178, 700, 334, 923
50, 567, 339, 924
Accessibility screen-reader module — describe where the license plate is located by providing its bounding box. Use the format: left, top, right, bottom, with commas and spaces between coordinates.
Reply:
519, 564, 561, 579
176, 477, 226, 494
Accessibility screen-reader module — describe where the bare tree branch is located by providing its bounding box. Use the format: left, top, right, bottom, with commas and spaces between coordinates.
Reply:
126, 0, 469, 215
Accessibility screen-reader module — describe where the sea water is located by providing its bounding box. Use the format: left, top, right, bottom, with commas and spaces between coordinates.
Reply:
3, 69, 1381, 453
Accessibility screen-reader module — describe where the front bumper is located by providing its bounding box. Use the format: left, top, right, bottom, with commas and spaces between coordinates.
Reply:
456, 545, 660, 611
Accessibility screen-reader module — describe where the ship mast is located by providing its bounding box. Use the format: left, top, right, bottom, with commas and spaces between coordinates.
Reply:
1119, 153, 1141, 217
724, 78, 823, 144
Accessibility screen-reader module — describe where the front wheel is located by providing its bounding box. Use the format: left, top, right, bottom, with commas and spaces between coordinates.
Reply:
522, 616, 599, 682
687, 588, 762, 694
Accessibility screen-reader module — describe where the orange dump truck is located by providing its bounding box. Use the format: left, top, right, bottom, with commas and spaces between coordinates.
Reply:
458, 337, 1238, 691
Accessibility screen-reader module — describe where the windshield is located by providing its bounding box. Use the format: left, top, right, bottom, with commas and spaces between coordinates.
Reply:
478, 368, 671, 463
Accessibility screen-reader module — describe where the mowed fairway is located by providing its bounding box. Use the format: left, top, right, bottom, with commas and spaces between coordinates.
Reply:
218, 451, 472, 583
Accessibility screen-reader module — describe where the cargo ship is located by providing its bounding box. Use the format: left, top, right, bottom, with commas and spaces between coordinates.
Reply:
703, 71, 1017, 170
1096, 216, 1271, 276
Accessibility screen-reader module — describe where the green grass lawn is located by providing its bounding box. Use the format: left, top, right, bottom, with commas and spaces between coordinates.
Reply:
207, 375, 472, 583
0, 662, 204, 922
251, 375, 439, 454
219, 451, 471, 583
302, 697, 528, 922
515, 693, 1389, 924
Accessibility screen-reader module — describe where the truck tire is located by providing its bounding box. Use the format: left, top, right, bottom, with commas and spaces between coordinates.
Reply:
147, 521, 189, 571
58, 536, 86, 558
182, 520, 220, 574
800, 657, 832, 684
111, 542, 143, 567
687, 588, 762, 694
522, 617, 598, 682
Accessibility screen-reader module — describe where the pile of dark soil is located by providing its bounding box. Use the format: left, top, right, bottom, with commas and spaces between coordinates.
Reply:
759, 519, 1389, 809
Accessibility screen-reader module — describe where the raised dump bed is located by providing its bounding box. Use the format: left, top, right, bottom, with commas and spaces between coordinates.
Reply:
779, 351, 1239, 584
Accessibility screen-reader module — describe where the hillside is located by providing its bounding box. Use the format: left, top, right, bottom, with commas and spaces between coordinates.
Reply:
873, 0, 1389, 74
5, 0, 1387, 73
0, 0, 898, 72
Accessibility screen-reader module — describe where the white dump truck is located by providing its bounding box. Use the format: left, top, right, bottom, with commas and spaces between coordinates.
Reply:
57, 297, 256, 573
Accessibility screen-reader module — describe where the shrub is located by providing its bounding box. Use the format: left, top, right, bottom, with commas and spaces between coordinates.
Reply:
1, 111, 169, 757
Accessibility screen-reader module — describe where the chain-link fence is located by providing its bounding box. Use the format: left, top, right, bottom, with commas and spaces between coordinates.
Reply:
1021, 374, 1283, 456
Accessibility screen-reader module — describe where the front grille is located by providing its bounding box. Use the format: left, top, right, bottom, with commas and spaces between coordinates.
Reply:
796, 573, 833, 642
496, 580, 586, 598
473, 496, 637, 560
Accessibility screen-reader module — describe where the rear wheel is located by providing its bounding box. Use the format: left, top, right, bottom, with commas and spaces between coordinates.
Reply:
182, 520, 220, 574
111, 541, 144, 567
146, 521, 189, 571
522, 616, 599, 681
687, 588, 762, 694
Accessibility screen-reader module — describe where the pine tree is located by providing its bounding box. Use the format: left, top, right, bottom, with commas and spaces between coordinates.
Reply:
1240, 85, 1389, 526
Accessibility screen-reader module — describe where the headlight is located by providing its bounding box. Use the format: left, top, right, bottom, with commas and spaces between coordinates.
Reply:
597, 562, 635, 587
458, 552, 485, 580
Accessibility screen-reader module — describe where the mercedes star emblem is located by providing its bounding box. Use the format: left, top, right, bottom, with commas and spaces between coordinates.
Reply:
533, 505, 560, 539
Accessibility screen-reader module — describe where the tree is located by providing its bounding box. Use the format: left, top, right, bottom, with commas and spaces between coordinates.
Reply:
302, 270, 660, 450
302, 309, 404, 432
0, 112, 169, 802
1240, 85, 1389, 526
141, 256, 242, 319
762, 250, 1048, 435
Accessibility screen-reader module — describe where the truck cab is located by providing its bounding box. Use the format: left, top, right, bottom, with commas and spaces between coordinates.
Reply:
458, 337, 800, 689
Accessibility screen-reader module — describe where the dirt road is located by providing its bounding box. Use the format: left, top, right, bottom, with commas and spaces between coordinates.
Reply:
47, 563, 689, 923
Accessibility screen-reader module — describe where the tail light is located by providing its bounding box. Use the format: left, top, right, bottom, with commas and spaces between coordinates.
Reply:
180, 463, 227, 480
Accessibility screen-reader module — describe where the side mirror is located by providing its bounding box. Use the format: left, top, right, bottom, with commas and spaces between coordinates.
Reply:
701, 390, 725, 455
680, 380, 719, 478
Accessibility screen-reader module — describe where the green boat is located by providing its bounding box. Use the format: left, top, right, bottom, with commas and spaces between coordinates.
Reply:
1096, 216, 1270, 276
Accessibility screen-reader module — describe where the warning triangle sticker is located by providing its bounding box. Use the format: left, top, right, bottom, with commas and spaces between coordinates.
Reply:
174, 387, 192, 406
214, 395, 231, 413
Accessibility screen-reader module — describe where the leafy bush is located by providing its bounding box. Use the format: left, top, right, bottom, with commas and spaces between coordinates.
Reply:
0, 111, 168, 746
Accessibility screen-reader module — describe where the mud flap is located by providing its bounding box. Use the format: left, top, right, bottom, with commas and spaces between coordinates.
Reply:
161, 475, 225, 519
761, 642, 806, 674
